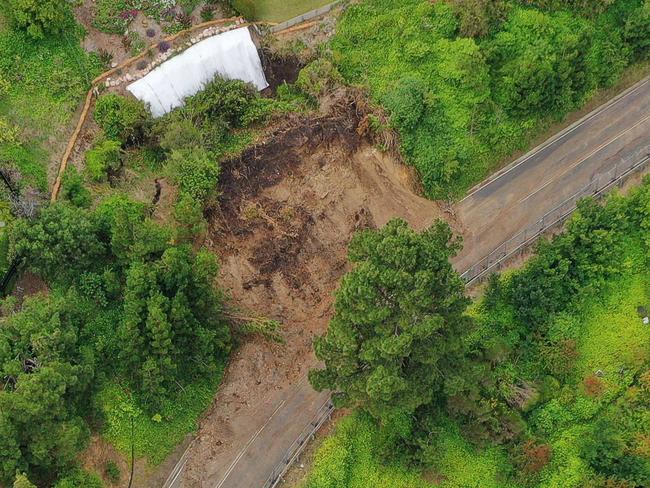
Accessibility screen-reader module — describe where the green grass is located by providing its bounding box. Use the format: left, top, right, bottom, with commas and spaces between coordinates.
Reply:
97, 366, 225, 465
233, 0, 333, 22
543, 242, 650, 391
575, 273, 650, 383
423, 420, 519, 488
0, 20, 101, 190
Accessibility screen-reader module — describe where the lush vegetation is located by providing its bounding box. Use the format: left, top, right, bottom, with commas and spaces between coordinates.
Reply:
308, 179, 650, 487
0, 14, 101, 192
0, 197, 232, 485
328, 0, 650, 198
1, 0, 74, 39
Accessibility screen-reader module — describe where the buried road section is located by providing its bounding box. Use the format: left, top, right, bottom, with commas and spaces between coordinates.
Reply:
167, 76, 650, 488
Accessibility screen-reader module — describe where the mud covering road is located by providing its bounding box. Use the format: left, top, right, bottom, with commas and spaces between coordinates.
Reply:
174, 93, 442, 488
169, 76, 650, 488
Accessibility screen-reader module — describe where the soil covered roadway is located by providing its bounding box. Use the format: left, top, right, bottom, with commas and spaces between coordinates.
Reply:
165, 76, 650, 488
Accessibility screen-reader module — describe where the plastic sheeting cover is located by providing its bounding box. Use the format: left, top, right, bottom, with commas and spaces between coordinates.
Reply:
127, 27, 269, 117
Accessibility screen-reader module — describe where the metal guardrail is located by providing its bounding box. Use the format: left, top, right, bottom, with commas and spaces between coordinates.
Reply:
261, 398, 335, 488
460, 144, 650, 285
270, 1, 342, 33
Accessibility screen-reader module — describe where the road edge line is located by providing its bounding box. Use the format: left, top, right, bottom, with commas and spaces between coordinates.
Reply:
460, 75, 650, 202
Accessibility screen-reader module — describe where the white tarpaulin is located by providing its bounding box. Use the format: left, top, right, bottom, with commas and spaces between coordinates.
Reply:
127, 27, 269, 117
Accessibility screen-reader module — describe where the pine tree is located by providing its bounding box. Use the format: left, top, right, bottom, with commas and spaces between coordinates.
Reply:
309, 219, 472, 424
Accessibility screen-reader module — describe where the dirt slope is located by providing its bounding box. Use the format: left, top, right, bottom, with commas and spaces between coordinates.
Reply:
181, 96, 442, 485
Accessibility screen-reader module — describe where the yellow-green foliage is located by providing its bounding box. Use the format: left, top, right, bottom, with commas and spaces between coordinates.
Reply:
304, 413, 515, 488
574, 273, 650, 385
305, 412, 431, 488
331, 0, 644, 198
97, 371, 224, 465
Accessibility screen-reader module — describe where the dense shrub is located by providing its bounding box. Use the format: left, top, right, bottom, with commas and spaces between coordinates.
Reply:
94, 93, 150, 143
9, 203, 106, 284
296, 59, 343, 100
507, 197, 626, 328
53, 468, 103, 488
157, 115, 205, 153
624, 0, 650, 59
185, 78, 258, 129
2, 0, 73, 39
173, 194, 207, 242
330, 0, 645, 197
86, 139, 122, 182
104, 460, 120, 484
61, 167, 92, 208
487, 9, 594, 117
166, 147, 220, 204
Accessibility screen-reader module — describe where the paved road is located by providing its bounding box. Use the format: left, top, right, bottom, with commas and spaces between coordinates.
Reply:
166, 75, 650, 488
454, 76, 650, 273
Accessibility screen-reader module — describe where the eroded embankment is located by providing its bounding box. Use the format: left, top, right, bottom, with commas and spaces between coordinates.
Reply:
183, 92, 443, 485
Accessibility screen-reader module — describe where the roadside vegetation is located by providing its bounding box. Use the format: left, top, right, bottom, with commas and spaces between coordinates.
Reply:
325, 0, 650, 198
2, 0, 650, 486
305, 179, 650, 487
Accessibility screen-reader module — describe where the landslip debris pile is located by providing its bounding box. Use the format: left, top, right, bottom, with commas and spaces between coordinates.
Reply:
128, 27, 269, 117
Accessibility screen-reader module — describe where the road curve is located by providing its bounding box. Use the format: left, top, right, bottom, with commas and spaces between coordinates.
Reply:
166, 74, 650, 488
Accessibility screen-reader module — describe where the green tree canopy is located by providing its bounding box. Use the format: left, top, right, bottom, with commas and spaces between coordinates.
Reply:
625, 0, 650, 59
9, 203, 106, 284
119, 246, 231, 406
309, 219, 471, 424
2, 0, 72, 39
487, 8, 593, 117
0, 294, 94, 484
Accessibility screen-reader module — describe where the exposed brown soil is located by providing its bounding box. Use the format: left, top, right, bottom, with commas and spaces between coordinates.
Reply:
75, 0, 133, 66
11, 272, 47, 302
180, 92, 443, 485
261, 50, 303, 95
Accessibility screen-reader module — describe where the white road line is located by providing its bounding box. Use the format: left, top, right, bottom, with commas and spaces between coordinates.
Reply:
214, 398, 288, 488
212, 375, 310, 487
518, 113, 650, 204
168, 457, 187, 488
460, 76, 650, 203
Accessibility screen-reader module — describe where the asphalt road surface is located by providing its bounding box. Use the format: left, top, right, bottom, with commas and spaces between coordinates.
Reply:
166, 75, 650, 488
455, 76, 650, 273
